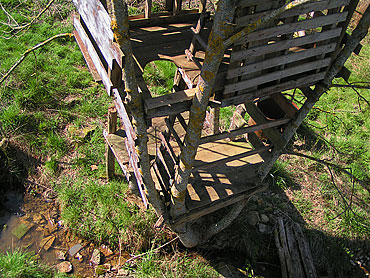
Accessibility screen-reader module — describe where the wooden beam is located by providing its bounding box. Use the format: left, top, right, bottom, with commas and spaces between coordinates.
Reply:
106, 107, 117, 179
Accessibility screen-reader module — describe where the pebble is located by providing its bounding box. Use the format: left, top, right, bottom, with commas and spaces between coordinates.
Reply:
260, 214, 269, 223
75, 252, 83, 262
69, 243, 83, 257
56, 250, 66, 261
57, 261, 73, 273
246, 211, 260, 226
90, 249, 101, 265
258, 223, 272, 234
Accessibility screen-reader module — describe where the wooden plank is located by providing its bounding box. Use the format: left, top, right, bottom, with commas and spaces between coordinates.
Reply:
237, 0, 277, 8
172, 183, 268, 226
165, 118, 184, 148
230, 28, 342, 62
222, 72, 325, 106
193, 145, 271, 171
227, 43, 336, 79
129, 11, 201, 28
144, 88, 196, 110
224, 58, 331, 94
234, 12, 348, 46
103, 130, 131, 180
73, 29, 101, 82
159, 132, 178, 164
145, 0, 152, 18
271, 93, 298, 118
247, 132, 272, 162
72, 0, 122, 68
236, 0, 350, 27
200, 118, 290, 145
106, 107, 117, 179
112, 89, 137, 142
73, 15, 113, 95
244, 102, 286, 149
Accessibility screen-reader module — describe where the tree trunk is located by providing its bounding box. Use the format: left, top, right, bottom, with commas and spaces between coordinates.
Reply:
109, 0, 164, 216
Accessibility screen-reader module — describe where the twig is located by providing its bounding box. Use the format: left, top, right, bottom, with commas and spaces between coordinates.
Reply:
125, 236, 179, 263
0, 33, 73, 85
12, 0, 55, 31
332, 83, 370, 90
0, 3, 18, 26
284, 151, 370, 192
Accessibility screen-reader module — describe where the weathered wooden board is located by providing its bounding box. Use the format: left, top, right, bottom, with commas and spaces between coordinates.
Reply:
247, 132, 272, 162
234, 11, 348, 46
227, 43, 336, 79
236, 0, 350, 27
72, 0, 122, 68
224, 58, 331, 95
129, 10, 201, 28
73, 16, 113, 95
238, 0, 279, 8
222, 72, 325, 105
199, 118, 290, 145
73, 29, 101, 82
244, 102, 286, 149
231, 28, 342, 62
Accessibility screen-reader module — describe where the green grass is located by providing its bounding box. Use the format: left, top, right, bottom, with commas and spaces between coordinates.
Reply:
0, 249, 69, 278
143, 60, 177, 96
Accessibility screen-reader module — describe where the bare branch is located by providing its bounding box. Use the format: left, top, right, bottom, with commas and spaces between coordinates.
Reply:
0, 33, 73, 85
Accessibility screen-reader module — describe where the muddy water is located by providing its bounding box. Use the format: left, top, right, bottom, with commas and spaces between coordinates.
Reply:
0, 192, 98, 276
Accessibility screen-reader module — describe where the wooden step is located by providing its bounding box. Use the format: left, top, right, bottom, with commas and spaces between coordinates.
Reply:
244, 102, 287, 149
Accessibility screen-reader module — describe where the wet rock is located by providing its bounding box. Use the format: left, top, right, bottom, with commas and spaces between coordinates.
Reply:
11, 220, 34, 239
40, 235, 55, 251
258, 223, 273, 234
260, 214, 269, 224
56, 250, 66, 261
57, 261, 73, 273
69, 243, 83, 257
90, 249, 101, 265
246, 211, 260, 226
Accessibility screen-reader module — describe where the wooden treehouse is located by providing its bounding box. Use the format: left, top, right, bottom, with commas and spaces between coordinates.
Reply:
72, 0, 367, 247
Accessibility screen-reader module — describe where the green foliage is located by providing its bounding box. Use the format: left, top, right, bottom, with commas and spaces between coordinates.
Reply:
143, 60, 177, 96
0, 249, 55, 278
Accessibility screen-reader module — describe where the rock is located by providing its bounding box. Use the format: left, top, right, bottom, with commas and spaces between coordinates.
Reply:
258, 223, 273, 234
56, 251, 66, 261
69, 244, 83, 257
90, 249, 101, 265
11, 221, 34, 239
40, 235, 55, 251
75, 252, 83, 262
117, 268, 129, 276
260, 214, 269, 223
57, 261, 73, 273
100, 245, 113, 257
246, 211, 260, 226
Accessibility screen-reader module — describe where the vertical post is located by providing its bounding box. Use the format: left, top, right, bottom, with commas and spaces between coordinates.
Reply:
145, 0, 152, 18
211, 107, 220, 134
107, 106, 117, 180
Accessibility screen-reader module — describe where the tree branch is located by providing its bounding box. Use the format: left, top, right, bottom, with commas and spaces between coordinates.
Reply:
0, 33, 73, 85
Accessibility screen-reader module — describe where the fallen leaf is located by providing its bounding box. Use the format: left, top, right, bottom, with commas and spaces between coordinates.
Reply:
91, 165, 99, 171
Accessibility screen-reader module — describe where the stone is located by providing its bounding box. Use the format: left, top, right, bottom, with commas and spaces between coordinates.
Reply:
75, 252, 83, 262
40, 235, 55, 251
246, 211, 260, 226
117, 269, 129, 276
11, 221, 34, 239
57, 261, 73, 273
260, 214, 269, 224
90, 249, 101, 265
258, 223, 273, 234
69, 243, 83, 257
99, 245, 113, 256
56, 251, 66, 261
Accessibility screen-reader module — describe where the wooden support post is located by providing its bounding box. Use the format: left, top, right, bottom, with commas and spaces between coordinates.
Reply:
106, 106, 117, 180
145, 0, 152, 18
211, 107, 220, 134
